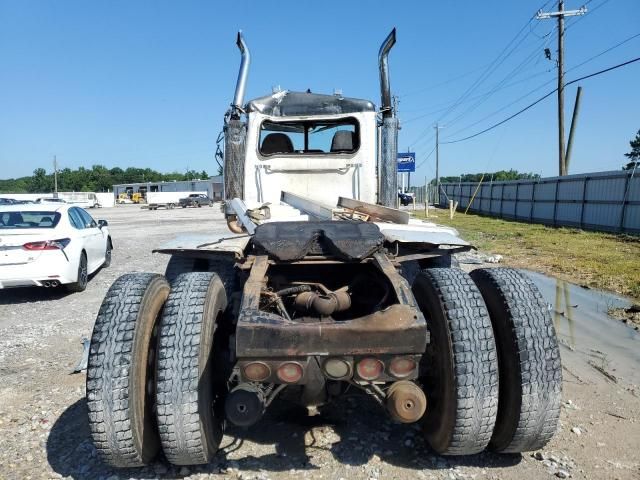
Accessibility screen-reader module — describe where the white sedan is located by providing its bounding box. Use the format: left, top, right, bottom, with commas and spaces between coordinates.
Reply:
0, 204, 112, 292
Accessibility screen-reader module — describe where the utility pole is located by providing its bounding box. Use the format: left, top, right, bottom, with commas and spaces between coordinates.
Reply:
434, 124, 443, 205
53, 155, 58, 197
565, 86, 583, 172
407, 148, 411, 190
537, 1, 586, 176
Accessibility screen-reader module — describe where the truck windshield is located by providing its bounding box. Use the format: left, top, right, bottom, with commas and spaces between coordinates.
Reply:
259, 118, 359, 156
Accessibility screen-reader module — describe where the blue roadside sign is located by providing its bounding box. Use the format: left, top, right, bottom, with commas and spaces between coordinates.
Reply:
397, 152, 416, 173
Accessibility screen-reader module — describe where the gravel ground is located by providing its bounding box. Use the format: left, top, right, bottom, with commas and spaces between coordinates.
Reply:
0, 204, 638, 480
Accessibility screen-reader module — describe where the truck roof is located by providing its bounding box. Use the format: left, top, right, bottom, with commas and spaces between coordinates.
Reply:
246, 91, 376, 117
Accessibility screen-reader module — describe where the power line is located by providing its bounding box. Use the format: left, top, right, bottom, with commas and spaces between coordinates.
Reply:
397, 63, 492, 98
402, 67, 554, 125
433, 6, 549, 124
443, 31, 640, 139
405, 0, 619, 152
442, 30, 556, 129
407, 5, 548, 148
567, 31, 640, 73
441, 56, 640, 145
416, 146, 436, 170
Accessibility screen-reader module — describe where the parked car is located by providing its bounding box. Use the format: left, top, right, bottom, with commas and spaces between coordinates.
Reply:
0, 204, 112, 292
398, 191, 413, 206
179, 193, 213, 208
35, 197, 66, 204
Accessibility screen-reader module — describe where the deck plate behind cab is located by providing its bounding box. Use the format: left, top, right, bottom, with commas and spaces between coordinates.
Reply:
252, 220, 384, 261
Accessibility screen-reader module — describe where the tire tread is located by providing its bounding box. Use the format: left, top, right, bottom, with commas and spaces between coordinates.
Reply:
470, 268, 562, 453
416, 267, 499, 455
156, 271, 226, 465
86, 273, 168, 467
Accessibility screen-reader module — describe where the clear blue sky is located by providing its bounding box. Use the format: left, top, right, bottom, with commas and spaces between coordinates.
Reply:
1, 0, 638, 182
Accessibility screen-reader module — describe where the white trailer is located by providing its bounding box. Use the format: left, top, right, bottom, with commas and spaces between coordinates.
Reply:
145, 191, 206, 210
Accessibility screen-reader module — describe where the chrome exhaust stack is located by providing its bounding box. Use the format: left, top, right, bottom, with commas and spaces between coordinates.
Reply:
378, 28, 399, 208
224, 31, 250, 216
232, 31, 251, 115
378, 28, 396, 119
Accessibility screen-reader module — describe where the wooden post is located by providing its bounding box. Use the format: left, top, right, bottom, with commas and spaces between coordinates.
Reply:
465, 175, 485, 215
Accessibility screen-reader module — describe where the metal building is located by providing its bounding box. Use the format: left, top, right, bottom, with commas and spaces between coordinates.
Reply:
112, 176, 223, 200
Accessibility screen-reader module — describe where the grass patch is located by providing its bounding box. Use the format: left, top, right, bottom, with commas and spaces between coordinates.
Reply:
414, 208, 640, 301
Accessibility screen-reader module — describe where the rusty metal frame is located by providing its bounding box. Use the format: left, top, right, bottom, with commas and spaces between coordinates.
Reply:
234, 254, 428, 358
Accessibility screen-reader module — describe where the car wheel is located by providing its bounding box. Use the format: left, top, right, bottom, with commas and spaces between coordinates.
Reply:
103, 239, 113, 268
67, 252, 89, 293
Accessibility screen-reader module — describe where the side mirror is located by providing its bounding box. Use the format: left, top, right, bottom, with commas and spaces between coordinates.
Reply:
98, 219, 108, 228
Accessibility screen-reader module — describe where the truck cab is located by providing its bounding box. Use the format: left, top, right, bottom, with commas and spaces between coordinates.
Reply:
239, 92, 378, 208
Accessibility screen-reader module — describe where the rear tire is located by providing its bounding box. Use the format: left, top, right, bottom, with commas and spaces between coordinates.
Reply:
86, 273, 170, 467
470, 268, 562, 453
156, 272, 227, 465
412, 267, 499, 455
103, 239, 112, 268
67, 252, 88, 292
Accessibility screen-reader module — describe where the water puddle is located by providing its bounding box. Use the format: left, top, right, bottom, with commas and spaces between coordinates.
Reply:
521, 270, 640, 385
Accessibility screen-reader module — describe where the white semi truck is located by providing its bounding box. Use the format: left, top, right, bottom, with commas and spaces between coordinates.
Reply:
86, 29, 562, 468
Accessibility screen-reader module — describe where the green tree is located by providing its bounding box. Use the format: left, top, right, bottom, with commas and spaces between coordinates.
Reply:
623, 129, 640, 170
1, 164, 217, 194
437, 170, 541, 184
29, 168, 51, 193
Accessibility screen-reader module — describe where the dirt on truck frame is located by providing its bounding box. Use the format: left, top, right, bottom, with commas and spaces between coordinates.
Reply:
85, 29, 562, 469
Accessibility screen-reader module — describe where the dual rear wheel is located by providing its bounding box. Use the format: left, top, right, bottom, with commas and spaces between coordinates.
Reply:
86, 264, 561, 467
412, 267, 562, 455
86, 269, 230, 467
